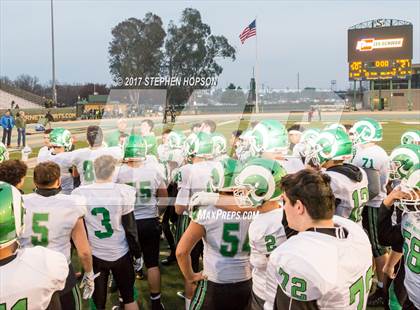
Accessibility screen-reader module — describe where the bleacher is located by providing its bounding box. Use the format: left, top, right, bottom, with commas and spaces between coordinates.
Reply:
0, 82, 44, 109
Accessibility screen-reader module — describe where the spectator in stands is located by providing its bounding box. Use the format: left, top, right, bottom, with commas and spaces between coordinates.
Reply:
15, 111, 27, 148
317, 105, 322, 121
10, 101, 15, 109
1, 110, 15, 148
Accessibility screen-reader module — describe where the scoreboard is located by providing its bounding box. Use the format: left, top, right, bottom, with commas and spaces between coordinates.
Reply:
349, 58, 412, 80
348, 20, 413, 81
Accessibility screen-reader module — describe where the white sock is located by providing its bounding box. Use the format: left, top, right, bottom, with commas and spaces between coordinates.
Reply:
377, 281, 383, 288
185, 298, 191, 310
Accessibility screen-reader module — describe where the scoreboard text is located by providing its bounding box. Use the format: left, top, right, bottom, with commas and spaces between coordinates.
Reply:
348, 59, 411, 80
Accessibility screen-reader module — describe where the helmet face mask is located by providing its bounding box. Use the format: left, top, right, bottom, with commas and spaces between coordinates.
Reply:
0, 182, 24, 249
167, 131, 186, 149
211, 133, 227, 158
396, 165, 420, 213
401, 130, 420, 145
389, 145, 419, 180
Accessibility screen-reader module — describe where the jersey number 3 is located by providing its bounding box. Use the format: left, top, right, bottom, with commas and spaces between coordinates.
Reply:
91, 207, 114, 239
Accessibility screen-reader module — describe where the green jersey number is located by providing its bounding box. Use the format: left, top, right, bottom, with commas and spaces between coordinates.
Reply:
220, 223, 249, 257
403, 229, 420, 274
349, 266, 373, 310
277, 267, 307, 301
31, 213, 49, 247
350, 187, 369, 222
265, 235, 277, 252
127, 181, 152, 204
83, 160, 95, 183
91, 207, 114, 239
0, 298, 28, 310
361, 157, 373, 169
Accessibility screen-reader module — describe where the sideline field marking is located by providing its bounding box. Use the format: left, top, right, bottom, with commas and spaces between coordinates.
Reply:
401, 121, 420, 125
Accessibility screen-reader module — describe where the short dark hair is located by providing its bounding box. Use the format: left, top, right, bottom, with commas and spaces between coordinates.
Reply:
87, 126, 103, 147
34, 162, 60, 187
280, 169, 335, 220
44, 128, 53, 135
344, 124, 352, 131
288, 124, 305, 132
232, 130, 243, 138
0, 160, 28, 186
141, 119, 154, 130
202, 120, 216, 133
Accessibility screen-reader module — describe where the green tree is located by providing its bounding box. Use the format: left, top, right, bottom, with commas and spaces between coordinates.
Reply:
164, 8, 236, 106
109, 13, 166, 84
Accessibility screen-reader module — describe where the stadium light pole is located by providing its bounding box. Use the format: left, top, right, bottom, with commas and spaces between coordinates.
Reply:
50, 0, 57, 106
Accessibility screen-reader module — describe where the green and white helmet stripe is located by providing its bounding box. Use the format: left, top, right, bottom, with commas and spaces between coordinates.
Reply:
207, 158, 241, 193
211, 133, 227, 158
350, 118, 383, 145
251, 119, 289, 154
389, 144, 420, 180
309, 129, 353, 166
401, 130, 420, 145
50, 128, 73, 151
233, 157, 286, 207
183, 132, 213, 158
124, 134, 147, 160
0, 182, 24, 249
0, 143, 9, 163
167, 131, 186, 149
324, 123, 346, 133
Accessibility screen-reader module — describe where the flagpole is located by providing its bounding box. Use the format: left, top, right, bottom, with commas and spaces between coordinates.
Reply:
255, 17, 259, 113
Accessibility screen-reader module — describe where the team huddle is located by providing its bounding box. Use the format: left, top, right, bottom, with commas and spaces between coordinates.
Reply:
0, 117, 419, 310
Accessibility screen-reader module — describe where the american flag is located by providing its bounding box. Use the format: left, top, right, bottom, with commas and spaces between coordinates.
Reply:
239, 20, 256, 44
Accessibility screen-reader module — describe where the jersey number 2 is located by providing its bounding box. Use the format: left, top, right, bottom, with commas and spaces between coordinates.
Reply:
91, 207, 114, 239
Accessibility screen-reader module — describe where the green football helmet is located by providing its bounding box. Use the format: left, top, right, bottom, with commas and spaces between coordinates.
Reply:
50, 128, 72, 151
0, 182, 24, 249
207, 158, 241, 193
0, 142, 9, 163
167, 131, 186, 149
308, 129, 353, 167
349, 118, 383, 145
397, 164, 420, 213
324, 123, 347, 133
183, 132, 213, 159
389, 144, 420, 180
251, 119, 289, 154
233, 157, 287, 207
211, 133, 227, 158
124, 134, 147, 160
401, 130, 420, 145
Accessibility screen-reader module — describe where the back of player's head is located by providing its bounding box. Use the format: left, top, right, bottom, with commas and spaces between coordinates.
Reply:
280, 169, 335, 220
44, 128, 53, 135
0, 160, 28, 187
191, 123, 201, 132
87, 125, 103, 147
162, 128, 172, 135
34, 161, 60, 188
141, 119, 154, 130
94, 155, 117, 180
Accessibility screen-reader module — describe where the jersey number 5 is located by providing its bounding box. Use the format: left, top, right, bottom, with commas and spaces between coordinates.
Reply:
31, 213, 49, 247
403, 229, 420, 274
91, 207, 114, 239
220, 223, 249, 257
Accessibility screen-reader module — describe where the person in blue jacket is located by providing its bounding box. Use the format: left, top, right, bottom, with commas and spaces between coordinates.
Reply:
1, 109, 15, 147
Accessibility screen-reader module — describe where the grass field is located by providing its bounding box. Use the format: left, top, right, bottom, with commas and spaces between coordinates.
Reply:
14, 114, 419, 310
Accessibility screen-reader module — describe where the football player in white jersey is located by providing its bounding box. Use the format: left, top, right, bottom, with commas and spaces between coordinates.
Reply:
71, 126, 123, 185
292, 128, 320, 165
266, 169, 372, 309
141, 119, 158, 157
38, 128, 75, 194
350, 117, 390, 305
250, 120, 304, 174
401, 130, 420, 145
307, 128, 369, 223
20, 162, 95, 310
174, 131, 220, 309
176, 163, 252, 310
72, 155, 140, 310
378, 165, 420, 310
211, 132, 229, 162
200, 119, 217, 134
116, 134, 167, 310
0, 181, 68, 310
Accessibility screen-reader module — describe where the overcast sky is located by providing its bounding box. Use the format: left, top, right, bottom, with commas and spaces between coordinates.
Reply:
1, 0, 419, 90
